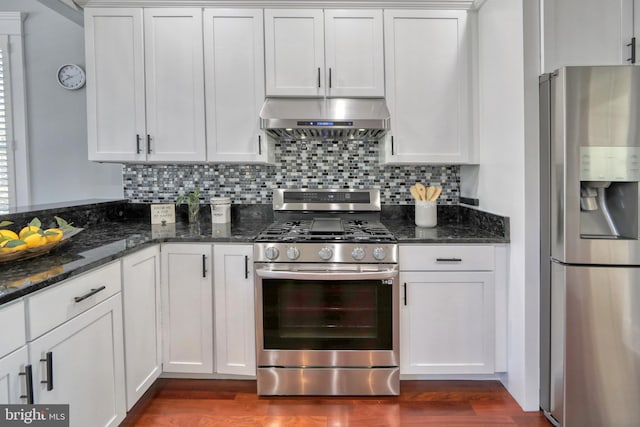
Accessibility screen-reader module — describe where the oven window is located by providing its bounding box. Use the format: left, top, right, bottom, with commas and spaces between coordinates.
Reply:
262, 279, 393, 350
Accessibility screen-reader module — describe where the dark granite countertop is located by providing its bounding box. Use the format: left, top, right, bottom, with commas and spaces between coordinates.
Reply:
381, 204, 509, 244
0, 200, 508, 306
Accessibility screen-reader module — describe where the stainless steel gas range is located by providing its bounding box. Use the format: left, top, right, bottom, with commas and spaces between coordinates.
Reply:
254, 188, 399, 396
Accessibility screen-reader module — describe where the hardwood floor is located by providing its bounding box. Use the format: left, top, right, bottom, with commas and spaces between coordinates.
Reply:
120, 379, 551, 426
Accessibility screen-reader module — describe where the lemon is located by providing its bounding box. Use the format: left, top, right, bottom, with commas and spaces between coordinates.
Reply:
0, 229, 19, 240
19, 225, 40, 239
1, 239, 27, 253
44, 228, 63, 243
23, 233, 47, 248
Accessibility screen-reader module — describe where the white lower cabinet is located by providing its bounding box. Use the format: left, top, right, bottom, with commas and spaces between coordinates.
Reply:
213, 244, 255, 376
0, 299, 28, 404
0, 346, 29, 404
161, 243, 214, 374
28, 294, 126, 427
122, 245, 162, 410
399, 245, 496, 375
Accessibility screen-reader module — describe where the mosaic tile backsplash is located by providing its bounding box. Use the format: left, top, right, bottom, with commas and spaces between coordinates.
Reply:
123, 141, 460, 205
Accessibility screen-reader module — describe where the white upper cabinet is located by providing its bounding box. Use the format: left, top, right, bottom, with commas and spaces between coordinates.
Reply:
85, 8, 146, 162
542, 0, 636, 72
85, 8, 206, 162
382, 10, 473, 164
143, 9, 206, 162
636, 0, 640, 62
265, 9, 384, 97
265, 9, 325, 97
203, 9, 272, 163
323, 10, 385, 97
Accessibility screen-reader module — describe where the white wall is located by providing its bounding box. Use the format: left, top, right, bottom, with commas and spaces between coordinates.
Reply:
476, 0, 540, 411
0, 0, 122, 206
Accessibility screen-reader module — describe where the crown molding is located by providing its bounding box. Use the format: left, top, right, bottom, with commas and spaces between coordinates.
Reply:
80, 0, 477, 10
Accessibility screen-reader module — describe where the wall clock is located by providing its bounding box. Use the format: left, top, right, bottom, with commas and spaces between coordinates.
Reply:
56, 63, 86, 90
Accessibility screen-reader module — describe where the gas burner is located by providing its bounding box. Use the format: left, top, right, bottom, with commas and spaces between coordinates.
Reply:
255, 188, 397, 263
255, 219, 395, 243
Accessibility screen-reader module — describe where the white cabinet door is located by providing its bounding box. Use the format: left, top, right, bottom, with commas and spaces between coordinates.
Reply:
542, 0, 634, 72
324, 10, 384, 97
383, 10, 472, 164
265, 9, 384, 98
265, 9, 325, 96
400, 271, 495, 375
204, 9, 270, 163
161, 244, 213, 374
635, 0, 640, 63
29, 294, 126, 427
122, 245, 161, 410
144, 9, 206, 162
86, 8, 206, 163
0, 346, 29, 404
85, 8, 146, 162
213, 244, 255, 376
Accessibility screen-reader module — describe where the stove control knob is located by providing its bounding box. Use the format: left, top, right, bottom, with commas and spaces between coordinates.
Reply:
286, 246, 300, 260
372, 247, 387, 261
318, 246, 334, 261
351, 247, 366, 261
264, 246, 279, 260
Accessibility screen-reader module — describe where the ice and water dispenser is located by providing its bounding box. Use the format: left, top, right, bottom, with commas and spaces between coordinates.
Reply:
579, 146, 639, 239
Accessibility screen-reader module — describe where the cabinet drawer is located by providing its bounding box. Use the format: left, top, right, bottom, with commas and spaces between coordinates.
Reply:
0, 299, 26, 357
27, 261, 122, 340
400, 245, 495, 271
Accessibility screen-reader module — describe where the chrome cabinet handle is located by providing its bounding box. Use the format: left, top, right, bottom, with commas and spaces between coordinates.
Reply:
19, 364, 34, 404
244, 256, 249, 279
317, 67, 321, 88
40, 352, 53, 391
74, 285, 106, 303
329, 67, 332, 88
627, 37, 636, 64
146, 134, 152, 154
202, 254, 207, 278
435, 258, 462, 263
391, 136, 395, 155
136, 134, 141, 154
258, 135, 262, 155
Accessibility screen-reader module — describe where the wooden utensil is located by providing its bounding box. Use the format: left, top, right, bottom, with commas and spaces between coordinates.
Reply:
410, 185, 421, 201
430, 186, 442, 201
415, 183, 426, 201
426, 186, 436, 201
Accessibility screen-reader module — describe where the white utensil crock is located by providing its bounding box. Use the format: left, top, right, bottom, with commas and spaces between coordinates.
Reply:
415, 201, 437, 227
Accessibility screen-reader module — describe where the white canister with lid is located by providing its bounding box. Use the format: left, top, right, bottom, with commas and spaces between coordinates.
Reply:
210, 197, 231, 224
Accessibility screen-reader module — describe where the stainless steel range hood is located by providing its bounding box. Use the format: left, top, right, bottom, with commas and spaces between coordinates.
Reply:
260, 98, 390, 141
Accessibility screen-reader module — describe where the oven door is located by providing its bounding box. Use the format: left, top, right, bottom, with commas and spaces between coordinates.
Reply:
255, 263, 399, 368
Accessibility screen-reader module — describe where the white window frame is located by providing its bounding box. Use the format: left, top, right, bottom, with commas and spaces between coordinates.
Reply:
0, 12, 29, 209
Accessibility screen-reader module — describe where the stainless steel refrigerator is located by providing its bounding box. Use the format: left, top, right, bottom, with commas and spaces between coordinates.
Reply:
540, 66, 640, 427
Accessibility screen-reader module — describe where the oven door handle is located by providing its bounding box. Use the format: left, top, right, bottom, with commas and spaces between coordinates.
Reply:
255, 268, 398, 281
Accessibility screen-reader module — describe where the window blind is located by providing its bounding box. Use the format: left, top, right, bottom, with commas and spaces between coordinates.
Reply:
0, 35, 14, 213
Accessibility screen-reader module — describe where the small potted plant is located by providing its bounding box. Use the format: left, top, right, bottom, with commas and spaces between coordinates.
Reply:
176, 189, 201, 224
